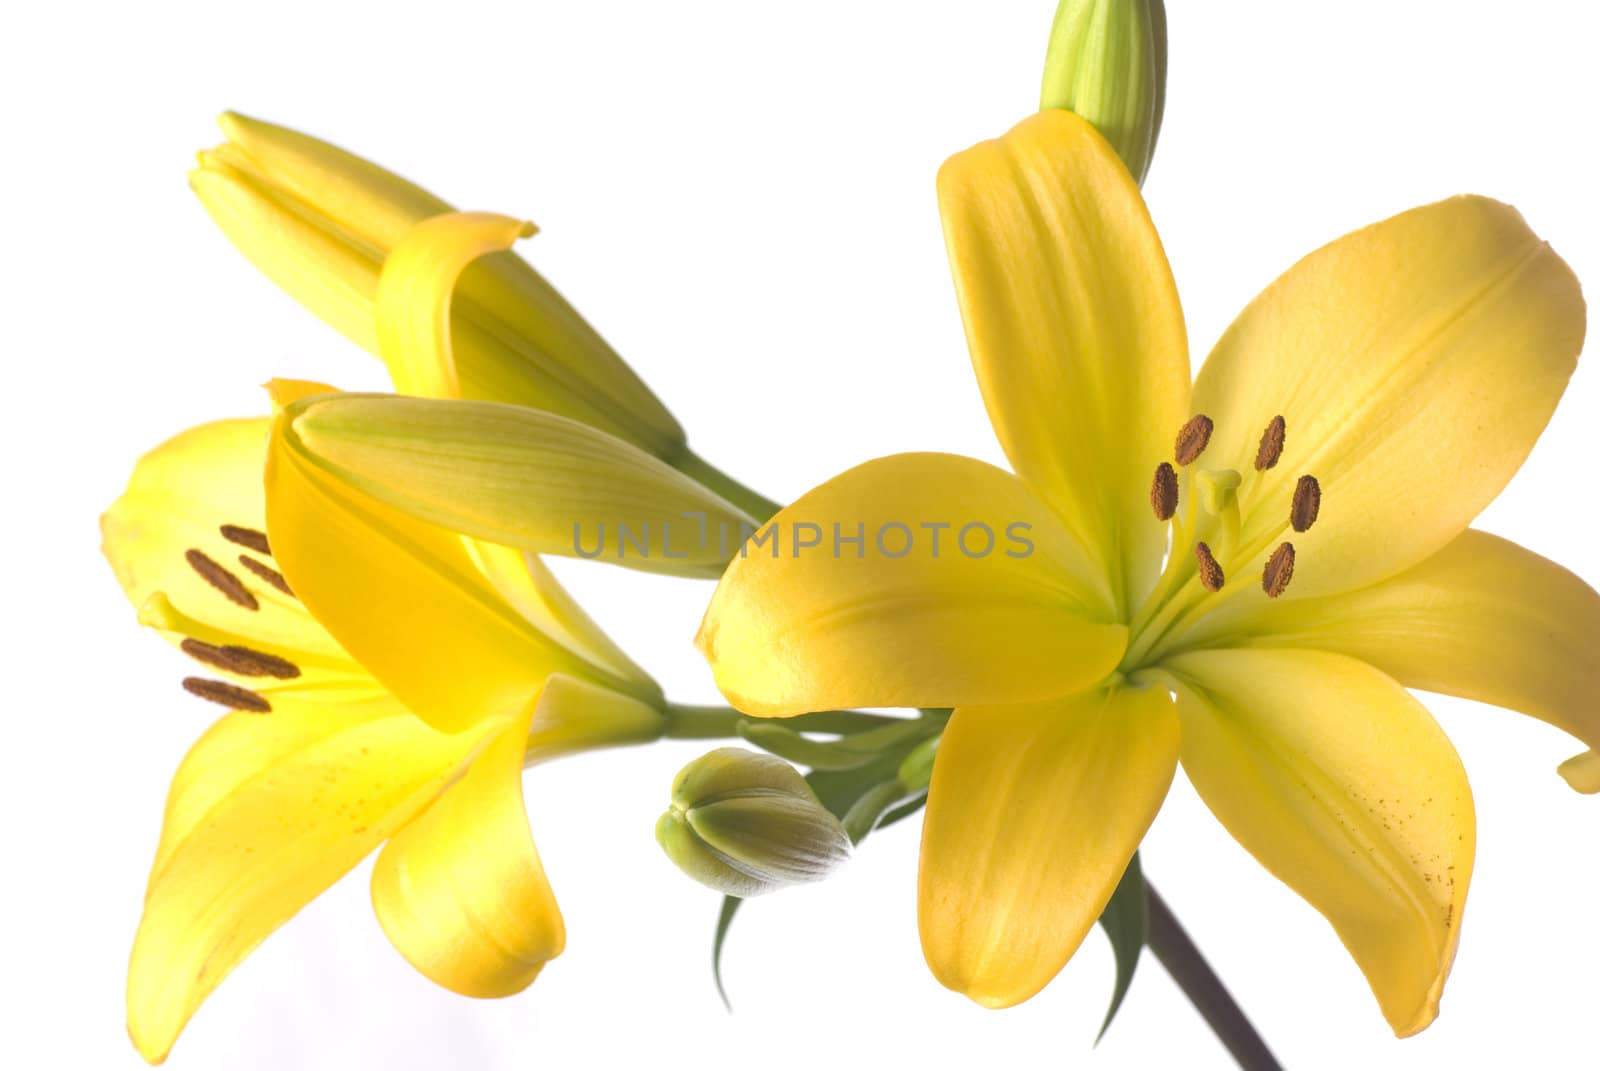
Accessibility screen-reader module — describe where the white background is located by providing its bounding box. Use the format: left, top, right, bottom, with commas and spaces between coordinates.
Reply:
6, 1, 1599, 1067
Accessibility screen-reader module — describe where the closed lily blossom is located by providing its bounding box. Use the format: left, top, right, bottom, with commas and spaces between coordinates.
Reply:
276, 391, 755, 578
697, 110, 1591, 1034
192, 112, 685, 459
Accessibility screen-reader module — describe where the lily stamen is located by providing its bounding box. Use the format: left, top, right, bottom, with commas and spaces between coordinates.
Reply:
180, 638, 301, 679
184, 548, 259, 611
1174, 414, 1214, 465
1291, 475, 1322, 532
238, 554, 293, 595
1263, 542, 1297, 597
219, 523, 272, 555
1150, 462, 1178, 520
181, 676, 272, 713
1194, 542, 1224, 592
1255, 415, 1286, 471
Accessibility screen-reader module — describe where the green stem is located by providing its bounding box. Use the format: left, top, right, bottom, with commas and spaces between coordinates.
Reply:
662, 704, 744, 739
671, 449, 784, 524
661, 703, 904, 741
1146, 883, 1282, 1071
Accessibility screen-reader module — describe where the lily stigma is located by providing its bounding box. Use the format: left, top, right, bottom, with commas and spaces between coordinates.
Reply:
698, 109, 1592, 1035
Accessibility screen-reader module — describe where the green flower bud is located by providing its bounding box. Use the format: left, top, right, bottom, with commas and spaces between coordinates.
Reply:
1040, 0, 1167, 184
656, 748, 852, 897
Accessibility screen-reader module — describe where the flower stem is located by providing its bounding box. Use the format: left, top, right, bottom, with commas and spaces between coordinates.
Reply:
661, 704, 745, 739
671, 449, 784, 524
661, 703, 906, 741
1145, 882, 1282, 1071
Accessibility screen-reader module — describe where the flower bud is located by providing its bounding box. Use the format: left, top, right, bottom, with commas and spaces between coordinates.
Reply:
279, 392, 755, 578
656, 748, 851, 897
191, 112, 686, 458
1040, 0, 1167, 184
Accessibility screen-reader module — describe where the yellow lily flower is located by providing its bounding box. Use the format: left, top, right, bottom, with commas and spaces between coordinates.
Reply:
103, 403, 670, 1063
697, 110, 1591, 1035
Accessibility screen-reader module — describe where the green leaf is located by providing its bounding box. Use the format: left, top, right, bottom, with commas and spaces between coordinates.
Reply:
735, 720, 884, 770
840, 781, 906, 844
712, 895, 741, 1011
805, 754, 903, 815
1095, 851, 1148, 1042
877, 791, 928, 831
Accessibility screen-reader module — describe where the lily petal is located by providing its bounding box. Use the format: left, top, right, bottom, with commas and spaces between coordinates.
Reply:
128, 695, 509, 1064
371, 684, 565, 998
101, 417, 360, 682
1558, 750, 1600, 794
697, 452, 1127, 716
369, 197, 684, 455
1167, 648, 1474, 1036
937, 109, 1190, 611
918, 685, 1178, 1007
465, 540, 654, 691
375, 211, 535, 399
1196, 529, 1600, 780
190, 157, 383, 352
1190, 196, 1585, 598
286, 393, 754, 577
264, 411, 651, 732
216, 111, 450, 252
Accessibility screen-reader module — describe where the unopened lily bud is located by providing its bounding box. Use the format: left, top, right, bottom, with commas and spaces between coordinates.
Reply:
1040, 0, 1167, 184
656, 748, 851, 897
279, 392, 756, 578
191, 112, 685, 458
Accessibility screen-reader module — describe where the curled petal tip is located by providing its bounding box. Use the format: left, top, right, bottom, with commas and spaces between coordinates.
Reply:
1558, 750, 1600, 794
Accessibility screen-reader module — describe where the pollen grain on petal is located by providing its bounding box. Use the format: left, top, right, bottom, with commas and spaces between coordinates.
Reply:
219, 523, 272, 556
1291, 475, 1322, 532
1255, 415, 1286, 471
184, 549, 260, 611
1194, 542, 1224, 592
238, 554, 294, 596
1174, 415, 1215, 466
1262, 542, 1296, 598
182, 676, 272, 712
1150, 462, 1179, 521
180, 638, 302, 679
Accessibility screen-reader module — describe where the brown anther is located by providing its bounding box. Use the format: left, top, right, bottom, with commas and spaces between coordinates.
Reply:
1150, 462, 1179, 521
181, 638, 301, 680
182, 677, 272, 713
1291, 475, 1322, 532
1262, 542, 1296, 598
1255, 415, 1286, 471
185, 549, 259, 611
239, 555, 293, 596
220, 524, 271, 555
1194, 542, 1225, 592
1174, 415, 1215, 466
